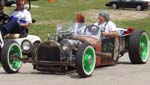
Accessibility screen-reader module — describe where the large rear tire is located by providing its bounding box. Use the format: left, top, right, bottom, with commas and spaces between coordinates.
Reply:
1, 41, 22, 73
75, 43, 96, 78
129, 30, 149, 64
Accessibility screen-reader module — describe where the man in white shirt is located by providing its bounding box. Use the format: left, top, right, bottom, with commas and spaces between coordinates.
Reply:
95, 10, 119, 62
94, 10, 118, 39
2, 0, 32, 37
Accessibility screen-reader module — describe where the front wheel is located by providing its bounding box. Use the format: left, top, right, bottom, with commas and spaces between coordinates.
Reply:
1, 41, 23, 73
128, 30, 149, 64
75, 42, 96, 78
28, 42, 40, 59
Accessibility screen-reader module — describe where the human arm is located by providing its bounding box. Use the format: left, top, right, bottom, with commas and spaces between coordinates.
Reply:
17, 10, 32, 28
102, 31, 118, 38
17, 21, 31, 28
102, 21, 119, 38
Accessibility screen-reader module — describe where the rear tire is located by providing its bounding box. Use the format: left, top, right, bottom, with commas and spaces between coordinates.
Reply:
75, 42, 96, 78
1, 41, 22, 73
136, 5, 143, 11
128, 30, 149, 64
112, 4, 118, 9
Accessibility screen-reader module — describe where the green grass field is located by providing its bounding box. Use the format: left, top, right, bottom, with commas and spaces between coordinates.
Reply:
4, 0, 150, 40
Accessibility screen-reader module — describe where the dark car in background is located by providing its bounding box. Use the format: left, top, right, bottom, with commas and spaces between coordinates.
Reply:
105, 0, 150, 11
4, 0, 16, 6
4, 0, 38, 6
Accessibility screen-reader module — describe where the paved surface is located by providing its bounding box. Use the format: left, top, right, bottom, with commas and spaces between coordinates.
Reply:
0, 53, 150, 85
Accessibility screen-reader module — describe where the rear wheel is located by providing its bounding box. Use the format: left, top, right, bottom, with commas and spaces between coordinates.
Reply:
1, 41, 22, 73
75, 43, 96, 78
129, 30, 149, 64
136, 5, 143, 11
112, 4, 118, 9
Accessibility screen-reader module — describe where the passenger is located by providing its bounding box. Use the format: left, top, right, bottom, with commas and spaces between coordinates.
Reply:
69, 14, 86, 35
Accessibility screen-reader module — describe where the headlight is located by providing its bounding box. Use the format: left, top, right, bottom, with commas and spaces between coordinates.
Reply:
21, 40, 32, 54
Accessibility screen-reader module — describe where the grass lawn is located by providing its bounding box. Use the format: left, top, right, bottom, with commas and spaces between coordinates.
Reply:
4, 0, 150, 40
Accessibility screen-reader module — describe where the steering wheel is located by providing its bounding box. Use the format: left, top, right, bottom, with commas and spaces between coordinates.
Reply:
84, 25, 100, 35
0, 13, 10, 24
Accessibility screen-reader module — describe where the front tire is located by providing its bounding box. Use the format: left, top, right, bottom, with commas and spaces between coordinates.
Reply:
28, 42, 40, 59
1, 41, 22, 73
129, 30, 149, 64
75, 43, 96, 78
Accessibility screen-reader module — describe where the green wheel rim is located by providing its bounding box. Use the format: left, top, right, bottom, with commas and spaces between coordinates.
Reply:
8, 43, 22, 71
82, 46, 95, 75
140, 33, 149, 62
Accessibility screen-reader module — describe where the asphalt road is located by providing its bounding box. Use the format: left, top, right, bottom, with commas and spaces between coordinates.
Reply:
0, 53, 150, 85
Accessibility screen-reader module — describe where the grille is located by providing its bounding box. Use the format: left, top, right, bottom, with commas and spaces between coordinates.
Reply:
37, 41, 61, 61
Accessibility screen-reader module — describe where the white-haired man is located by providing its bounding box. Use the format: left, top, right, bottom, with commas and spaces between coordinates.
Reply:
94, 10, 118, 39
94, 10, 119, 62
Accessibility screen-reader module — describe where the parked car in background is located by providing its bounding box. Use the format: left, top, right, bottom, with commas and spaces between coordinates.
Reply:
105, 0, 150, 11
4, 0, 38, 6
4, 0, 16, 6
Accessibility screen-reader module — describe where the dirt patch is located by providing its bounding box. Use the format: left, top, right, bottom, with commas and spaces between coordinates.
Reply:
80, 9, 150, 22
34, 9, 150, 25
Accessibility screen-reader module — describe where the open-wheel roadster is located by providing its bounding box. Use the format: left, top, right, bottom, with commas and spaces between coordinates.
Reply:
32, 25, 149, 78
1, 23, 149, 78
0, 0, 149, 78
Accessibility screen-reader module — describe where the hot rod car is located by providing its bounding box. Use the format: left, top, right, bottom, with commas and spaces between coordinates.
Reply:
0, 0, 149, 78
1, 23, 149, 78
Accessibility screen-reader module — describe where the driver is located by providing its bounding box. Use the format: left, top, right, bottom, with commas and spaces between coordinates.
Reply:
94, 10, 119, 61
1, 0, 32, 37
94, 10, 118, 39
